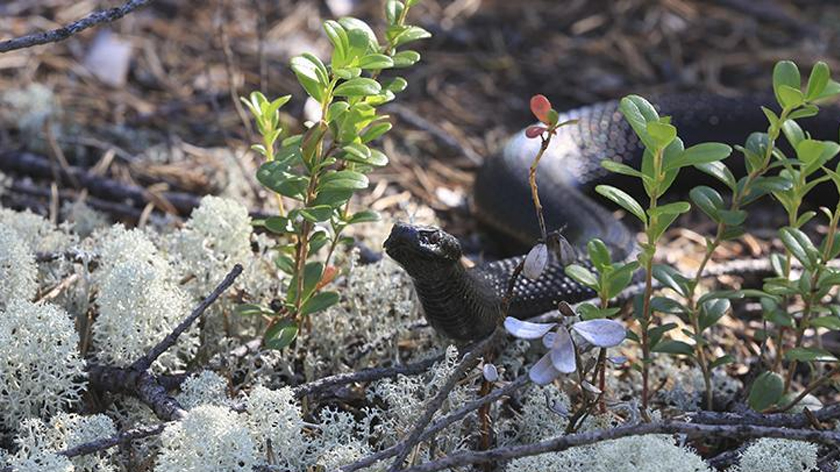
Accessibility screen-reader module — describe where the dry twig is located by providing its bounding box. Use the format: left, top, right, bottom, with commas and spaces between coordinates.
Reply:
0, 0, 156, 53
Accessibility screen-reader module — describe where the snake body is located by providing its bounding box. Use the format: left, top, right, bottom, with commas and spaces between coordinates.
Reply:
384, 94, 839, 341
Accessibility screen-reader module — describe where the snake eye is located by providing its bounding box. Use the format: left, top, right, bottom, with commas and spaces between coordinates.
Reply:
428, 232, 441, 244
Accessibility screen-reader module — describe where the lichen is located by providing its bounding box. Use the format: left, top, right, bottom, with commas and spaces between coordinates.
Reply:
0, 300, 86, 428
731, 438, 818, 472
0, 224, 37, 309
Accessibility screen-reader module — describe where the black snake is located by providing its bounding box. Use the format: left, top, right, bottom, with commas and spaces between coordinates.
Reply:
384, 94, 839, 341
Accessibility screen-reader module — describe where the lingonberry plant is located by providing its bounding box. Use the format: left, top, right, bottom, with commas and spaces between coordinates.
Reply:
239, 0, 430, 349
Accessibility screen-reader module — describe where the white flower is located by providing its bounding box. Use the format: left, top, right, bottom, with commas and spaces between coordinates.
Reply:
505, 317, 626, 385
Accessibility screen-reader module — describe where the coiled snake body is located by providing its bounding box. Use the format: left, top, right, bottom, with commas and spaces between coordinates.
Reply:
384, 94, 839, 341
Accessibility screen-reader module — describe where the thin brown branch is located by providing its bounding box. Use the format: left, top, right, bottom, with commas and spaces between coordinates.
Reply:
342, 374, 528, 472
0, 0, 156, 53
132, 264, 243, 371
387, 328, 504, 471
292, 352, 445, 399
399, 421, 840, 472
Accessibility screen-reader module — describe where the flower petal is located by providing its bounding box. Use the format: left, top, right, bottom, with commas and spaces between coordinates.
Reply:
523, 243, 548, 280
529, 352, 561, 386
572, 319, 626, 348
549, 327, 577, 374
504, 317, 556, 339
483, 363, 499, 382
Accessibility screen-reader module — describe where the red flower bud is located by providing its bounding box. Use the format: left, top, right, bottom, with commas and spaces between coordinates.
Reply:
525, 125, 547, 139
530, 94, 552, 124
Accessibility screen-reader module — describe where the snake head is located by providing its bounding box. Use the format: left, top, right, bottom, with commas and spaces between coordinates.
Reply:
384, 223, 462, 274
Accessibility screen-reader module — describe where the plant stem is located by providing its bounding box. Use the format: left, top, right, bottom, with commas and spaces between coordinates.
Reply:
528, 136, 552, 240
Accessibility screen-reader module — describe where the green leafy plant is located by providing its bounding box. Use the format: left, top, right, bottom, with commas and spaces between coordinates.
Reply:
595, 95, 732, 410
239, 0, 430, 349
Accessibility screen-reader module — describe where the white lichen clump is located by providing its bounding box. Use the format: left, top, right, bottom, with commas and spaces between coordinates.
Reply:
92, 226, 196, 370
157, 405, 255, 472
0, 224, 37, 309
176, 370, 232, 410
172, 196, 253, 294
508, 434, 711, 472
6, 413, 117, 472
244, 385, 307, 469
0, 208, 73, 254
731, 438, 818, 472
0, 300, 86, 427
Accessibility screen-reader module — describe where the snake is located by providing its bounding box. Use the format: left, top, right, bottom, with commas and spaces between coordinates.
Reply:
383, 93, 839, 342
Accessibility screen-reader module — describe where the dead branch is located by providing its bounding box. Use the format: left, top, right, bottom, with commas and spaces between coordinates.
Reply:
398, 421, 840, 472
342, 374, 528, 472
0, 0, 156, 53
387, 327, 504, 471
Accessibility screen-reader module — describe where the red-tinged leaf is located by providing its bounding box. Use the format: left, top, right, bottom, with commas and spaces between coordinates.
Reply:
530, 94, 552, 124
315, 265, 339, 292
525, 125, 547, 139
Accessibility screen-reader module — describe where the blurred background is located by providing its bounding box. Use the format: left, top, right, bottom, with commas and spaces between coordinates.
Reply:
0, 0, 839, 232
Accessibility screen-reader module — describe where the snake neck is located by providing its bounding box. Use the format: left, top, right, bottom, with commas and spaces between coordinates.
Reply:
409, 262, 502, 341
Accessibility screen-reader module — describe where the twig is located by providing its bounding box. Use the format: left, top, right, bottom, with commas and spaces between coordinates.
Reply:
132, 264, 243, 371
292, 352, 445, 399
398, 421, 840, 472
61, 422, 167, 458
387, 328, 504, 471
342, 374, 528, 472
691, 402, 840, 428
0, 0, 156, 53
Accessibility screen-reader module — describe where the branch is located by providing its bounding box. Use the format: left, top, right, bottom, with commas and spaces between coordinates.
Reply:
132, 264, 243, 371
293, 352, 445, 399
398, 421, 840, 472
691, 402, 840, 428
342, 374, 528, 472
0, 0, 156, 53
61, 422, 167, 458
387, 328, 504, 471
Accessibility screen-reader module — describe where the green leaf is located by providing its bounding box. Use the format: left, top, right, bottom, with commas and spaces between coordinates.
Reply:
652, 340, 695, 356
595, 185, 647, 224
699, 298, 730, 332
264, 216, 291, 234
810, 316, 840, 330
343, 142, 372, 161
290, 54, 327, 102
648, 322, 678, 347
647, 121, 677, 149
652, 264, 691, 297
298, 205, 334, 223
601, 159, 644, 178
309, 231, 330, 254
748, 371, 784, 411
606, 261, 638, 299
695, 161, 736, 190
301, 291, 340, 316
664, 142, 731, 172
785, 347, 838, 363
264, 320, 298, 350
709, 354, 735, 369
718, 210, 747, 226
392, 25, 431, 47
324, 20, 350, 68
806, 61, 830, 101
235, 303, 272, 317
392, 50, 421, 68
257, 162, 309, 200
347, 210, 381, 224
779, 227, 819, 269
816, 79, 840, 101
576, 303, 621, 320
777, 84, 805, 109
619, 95, 660, 149
275, 254, 295, 274
690, 186, 724, 221
773, 60, 801, 107
361, 122, 393, 142
334, 78, 382, 97
383, 77, 408, 93
782, 120, 805, 148
319, 170, 370, 191
587, 239, 611, 270
650, 296, 687, 315
385, 0, 405, 25
359, 53, 394, 70
565, 264, 598, 290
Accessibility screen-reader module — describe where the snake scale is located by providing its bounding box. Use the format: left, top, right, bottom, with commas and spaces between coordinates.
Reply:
384, 93, 839, 341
